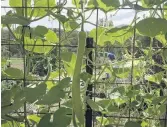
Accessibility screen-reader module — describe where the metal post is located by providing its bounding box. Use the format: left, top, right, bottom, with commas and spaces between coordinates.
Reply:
85, 37, 93, 127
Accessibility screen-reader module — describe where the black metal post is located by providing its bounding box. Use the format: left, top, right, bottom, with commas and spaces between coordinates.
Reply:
85, 38, 93, 127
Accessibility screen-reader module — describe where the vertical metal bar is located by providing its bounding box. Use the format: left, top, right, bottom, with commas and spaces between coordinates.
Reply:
85, 37, 93, 127
58, 0, 61, 108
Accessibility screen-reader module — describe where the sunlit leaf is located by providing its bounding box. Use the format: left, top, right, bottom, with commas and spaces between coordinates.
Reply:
24, 38, 53, 54
45, 30, 58, 43
27, 114, 41, 123
33, 0, 56, 17
145, 72, 163, 84
97, 0, 120, 12
96, 117, 110, 126
64, 20, 80, 32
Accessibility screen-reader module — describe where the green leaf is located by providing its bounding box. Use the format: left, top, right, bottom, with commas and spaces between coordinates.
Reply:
88, 0, 99, 8
152, 96, 167, 105
2, 90, 12, 107
141, 0, 166, 7
33, 0, 56, 17
2, 88, 25, 115
1, 58, 7, 67
34, 26, 48, 37
56, 77, 71, 89
37, 114, 52, 127
106, 26, 133, 44
96, 117, 110, 126
96, 99, 111, 109
61, 52, 73, 62
27, 114, 41, 123
47, 10, 68, 24
80, 72, 92, 82
3, 67, 23, 79
64, 20, 80, 32
24, 38, 53, 54
36, 85, 65, 105
145, 72, 163, 84
125, 121, 141, 127
89, 27, 108, 46
25, 83, 46, 103
1, 15, 30, 25
97, 0, 120, 12
136, 18, 167, 37
87, 99, 103, 111
45, 30, 58, 43
113, 67, 130, 78
9, 0, 22, 7
53, 107, 72, 127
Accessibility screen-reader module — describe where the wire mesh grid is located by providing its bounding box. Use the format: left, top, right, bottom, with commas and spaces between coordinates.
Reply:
1, 0, 167, 127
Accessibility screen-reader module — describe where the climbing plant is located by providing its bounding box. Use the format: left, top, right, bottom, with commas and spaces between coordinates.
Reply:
1, 0, 167, 127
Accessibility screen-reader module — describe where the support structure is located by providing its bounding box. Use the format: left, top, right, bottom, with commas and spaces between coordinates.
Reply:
85, 38, 93, 127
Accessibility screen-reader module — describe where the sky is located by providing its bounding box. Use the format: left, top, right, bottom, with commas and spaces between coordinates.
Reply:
1, 0, 147, 31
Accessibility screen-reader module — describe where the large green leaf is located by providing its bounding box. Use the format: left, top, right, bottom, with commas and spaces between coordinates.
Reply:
89, 27, 109, 46
34, 26, 48, 38
87, 99, 103, 111
2, 90, 12, 107
3, 67, 23, 79
56, 77, 71, 89
136, 18, 167, 37
87, 0, 98, 8
106, 26, 133, 44
64, 20, 80, 32
24, 83, 46, 103
97, 0, 120, 12
33, 0, 56, 17
61, 52, 73, 62
37, 114, 52, 127
45, 30, 58, 43
24, 38, 53, 54
2, 88, 25, 115
53, 107, 72, 127
36, 85, 65, 105
1, 15, 30, 25
125, 121, 141, 127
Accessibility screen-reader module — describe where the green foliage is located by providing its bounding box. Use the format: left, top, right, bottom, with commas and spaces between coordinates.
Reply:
1, 15, 30, 25
136, 18, 167, 37
2, 0, 167, 126
125, 121, 141, 127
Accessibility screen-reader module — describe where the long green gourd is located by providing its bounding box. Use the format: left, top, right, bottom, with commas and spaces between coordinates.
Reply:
72, 31, 86, 126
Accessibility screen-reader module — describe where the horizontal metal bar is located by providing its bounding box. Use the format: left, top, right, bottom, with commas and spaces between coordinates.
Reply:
1, 6, 167, 10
